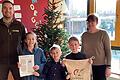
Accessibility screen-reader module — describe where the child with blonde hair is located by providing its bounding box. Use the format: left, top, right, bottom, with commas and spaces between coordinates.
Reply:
19, 32, 46, 80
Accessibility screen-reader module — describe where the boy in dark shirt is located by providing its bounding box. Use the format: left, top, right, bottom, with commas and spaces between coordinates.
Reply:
63, 36, 92, 79
65, 36, 86, 60
42, 44, 66, 80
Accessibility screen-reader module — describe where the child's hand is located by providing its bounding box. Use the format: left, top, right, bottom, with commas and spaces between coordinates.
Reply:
33, 65, 39, 71
66, 73, 71, 80
33, 71, 40, 76
88, 58, 93, 64
61, 59, 67, 67
88, 56, 95, 64
17, 62, 22, 68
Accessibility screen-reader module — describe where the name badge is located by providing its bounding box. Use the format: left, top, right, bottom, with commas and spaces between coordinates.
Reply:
12, 30, 19, 32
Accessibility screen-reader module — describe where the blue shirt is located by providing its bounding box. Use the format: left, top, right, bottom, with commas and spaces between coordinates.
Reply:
21, 47, 46, 80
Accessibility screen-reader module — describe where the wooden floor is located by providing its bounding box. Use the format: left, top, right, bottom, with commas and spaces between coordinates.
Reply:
109, 77, 120, 80
109, 74, 120, 80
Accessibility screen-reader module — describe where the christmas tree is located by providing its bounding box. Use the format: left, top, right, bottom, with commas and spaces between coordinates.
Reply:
33, 0, 70, 57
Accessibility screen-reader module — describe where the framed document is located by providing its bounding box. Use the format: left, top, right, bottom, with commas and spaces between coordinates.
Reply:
19, 55, 34, 77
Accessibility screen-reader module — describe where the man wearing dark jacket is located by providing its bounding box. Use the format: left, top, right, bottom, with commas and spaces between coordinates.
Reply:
0, 1, 26, 80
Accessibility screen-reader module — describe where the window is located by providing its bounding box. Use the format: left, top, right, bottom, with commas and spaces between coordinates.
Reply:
111, 50, 120, 74
64, 0, 87, 39
96, 0, 116, 40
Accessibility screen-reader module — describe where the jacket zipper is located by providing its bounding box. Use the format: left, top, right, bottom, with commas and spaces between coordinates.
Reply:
8, 28, 11, 65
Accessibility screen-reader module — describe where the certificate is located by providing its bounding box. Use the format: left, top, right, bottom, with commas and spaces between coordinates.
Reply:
19, 55, 34, 77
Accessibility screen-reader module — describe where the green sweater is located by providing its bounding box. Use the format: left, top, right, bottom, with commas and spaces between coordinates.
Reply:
81, 30, 111, 66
